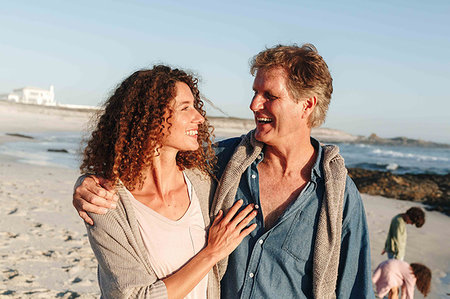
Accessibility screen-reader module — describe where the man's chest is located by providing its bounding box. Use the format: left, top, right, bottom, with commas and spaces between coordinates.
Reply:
258, 171, 309, 230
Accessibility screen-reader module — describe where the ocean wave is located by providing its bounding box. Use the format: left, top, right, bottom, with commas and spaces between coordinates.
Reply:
371, 148, 449, 162
354, 143, 372, 148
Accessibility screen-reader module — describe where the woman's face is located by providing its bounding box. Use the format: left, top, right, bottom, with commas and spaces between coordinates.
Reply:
160, 82, 205, 152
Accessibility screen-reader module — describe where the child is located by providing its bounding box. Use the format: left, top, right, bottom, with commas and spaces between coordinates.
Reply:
372, 259, 431, 299
382, 207, 425, 260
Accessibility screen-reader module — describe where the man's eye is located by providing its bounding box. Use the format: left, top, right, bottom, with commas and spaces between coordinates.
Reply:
263, 92, 277, 101
181, 106, 189, 111
267, 94, 277, 101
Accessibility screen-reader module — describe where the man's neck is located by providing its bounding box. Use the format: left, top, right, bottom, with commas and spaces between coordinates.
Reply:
262, 136, 316, 177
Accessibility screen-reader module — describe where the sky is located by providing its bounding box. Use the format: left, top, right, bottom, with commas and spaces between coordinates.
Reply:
1, 0, 449, 143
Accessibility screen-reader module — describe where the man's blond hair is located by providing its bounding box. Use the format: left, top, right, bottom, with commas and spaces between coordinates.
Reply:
250, 44, 333, 128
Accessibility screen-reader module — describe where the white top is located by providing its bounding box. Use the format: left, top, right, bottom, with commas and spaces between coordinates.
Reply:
128, 174, 208, 299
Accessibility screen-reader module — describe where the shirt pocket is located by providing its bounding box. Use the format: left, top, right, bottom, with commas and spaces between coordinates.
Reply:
281, 210, 315, 263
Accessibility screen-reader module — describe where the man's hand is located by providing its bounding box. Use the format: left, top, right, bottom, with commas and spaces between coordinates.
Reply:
72, 175, 119, 225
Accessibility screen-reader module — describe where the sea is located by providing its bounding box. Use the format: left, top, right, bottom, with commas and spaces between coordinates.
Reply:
1, 132, 449, 175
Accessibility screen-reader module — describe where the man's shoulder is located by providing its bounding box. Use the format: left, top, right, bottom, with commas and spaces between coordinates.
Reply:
214, 136, 247, 177
340, 175, 366, 227
215, 136, 244, 153
342, 175, 362, 206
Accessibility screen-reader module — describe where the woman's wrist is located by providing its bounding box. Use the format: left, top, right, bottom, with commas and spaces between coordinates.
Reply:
199, 244, 222, 266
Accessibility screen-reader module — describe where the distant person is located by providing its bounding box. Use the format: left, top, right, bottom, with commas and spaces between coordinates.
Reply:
382, 207, 425, 260
372, 259, 431, 299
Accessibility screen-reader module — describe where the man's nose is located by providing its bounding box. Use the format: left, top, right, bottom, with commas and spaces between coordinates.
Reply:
250, 95, 264, 112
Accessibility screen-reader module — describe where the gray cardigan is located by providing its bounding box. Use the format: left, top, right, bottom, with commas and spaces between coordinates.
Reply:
86, 168, 220, 299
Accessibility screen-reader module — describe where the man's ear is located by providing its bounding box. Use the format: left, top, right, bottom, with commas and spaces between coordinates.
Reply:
301, 96, 317, 119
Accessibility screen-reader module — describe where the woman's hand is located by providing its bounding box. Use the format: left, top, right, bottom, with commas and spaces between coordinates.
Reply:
205, 200, 257, 261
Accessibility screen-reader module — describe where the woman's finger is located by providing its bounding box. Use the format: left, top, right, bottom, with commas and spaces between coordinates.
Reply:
239, 223, 257, 239
211, 210, 223, 226
221, 200, 243, 223
229, 204, 255, 228
235, 210, 257, 232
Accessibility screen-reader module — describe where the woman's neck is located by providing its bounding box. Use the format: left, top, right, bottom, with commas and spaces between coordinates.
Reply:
131, 148, 191, 220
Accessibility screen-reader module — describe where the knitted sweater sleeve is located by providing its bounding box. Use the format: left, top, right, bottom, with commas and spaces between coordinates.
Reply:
86, 209, 167, 299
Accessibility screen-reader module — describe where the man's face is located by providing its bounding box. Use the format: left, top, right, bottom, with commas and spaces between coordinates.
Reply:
250, 67, 305, 146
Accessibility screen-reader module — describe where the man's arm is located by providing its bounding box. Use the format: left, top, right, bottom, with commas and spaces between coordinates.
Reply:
73, 175, 119, 225
335, 177, 375, 298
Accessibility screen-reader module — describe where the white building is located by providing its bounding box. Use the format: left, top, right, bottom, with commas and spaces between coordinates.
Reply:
0, 85, 55, 105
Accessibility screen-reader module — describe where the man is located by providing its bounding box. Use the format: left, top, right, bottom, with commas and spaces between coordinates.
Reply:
382, 207, 425, 260
74, 44, 374, 298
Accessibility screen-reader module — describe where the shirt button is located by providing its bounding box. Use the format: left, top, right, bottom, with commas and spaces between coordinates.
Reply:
258, 155, 262, 159
251, 174, 256, 179
258, 239, 263, 245
249, 272, 254, 278
254, 204, 259, 209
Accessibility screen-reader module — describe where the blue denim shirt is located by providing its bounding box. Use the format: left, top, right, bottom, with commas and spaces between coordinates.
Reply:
215, 137, 374, 299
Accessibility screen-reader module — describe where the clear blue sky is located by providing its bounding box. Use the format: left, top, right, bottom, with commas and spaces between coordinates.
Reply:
1, 0, 449, 143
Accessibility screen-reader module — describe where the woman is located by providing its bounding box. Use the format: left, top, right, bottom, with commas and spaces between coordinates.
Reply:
372, 259, 431, 299
80, 65, 257, 298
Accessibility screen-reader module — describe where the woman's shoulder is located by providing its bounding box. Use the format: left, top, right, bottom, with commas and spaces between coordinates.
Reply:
184, 168, 214, 188
87, 187, 133, 230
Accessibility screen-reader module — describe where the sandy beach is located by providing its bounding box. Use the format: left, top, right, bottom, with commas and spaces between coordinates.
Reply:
0, 101, 448, 298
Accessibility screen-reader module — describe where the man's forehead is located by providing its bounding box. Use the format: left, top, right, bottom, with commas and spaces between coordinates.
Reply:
253, 66, 288, 89
256, 66, 287, 78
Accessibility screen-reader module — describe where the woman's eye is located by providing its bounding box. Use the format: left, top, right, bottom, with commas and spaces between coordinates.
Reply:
181, 106, 189, 111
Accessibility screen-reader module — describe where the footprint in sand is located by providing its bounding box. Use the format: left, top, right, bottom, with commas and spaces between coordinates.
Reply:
3, 268, 19, 280
1, 290, 16, 296
71, 277, 82, 283
56, 290, 81, 298
8, 208, 18, 215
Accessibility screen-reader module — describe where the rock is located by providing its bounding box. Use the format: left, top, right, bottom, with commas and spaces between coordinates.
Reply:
47, 148, 69, 153
348, 168, 450, 215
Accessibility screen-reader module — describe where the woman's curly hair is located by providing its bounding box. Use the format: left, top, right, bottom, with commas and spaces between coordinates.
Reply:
80, 65, 216, 190
411, 263, 431, 297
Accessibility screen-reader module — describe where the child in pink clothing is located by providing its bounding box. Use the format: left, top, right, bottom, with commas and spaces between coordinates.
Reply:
372, 259, 431, 299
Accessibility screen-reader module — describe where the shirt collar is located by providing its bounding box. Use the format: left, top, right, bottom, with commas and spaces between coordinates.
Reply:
254, 137, 324, 182
310, 137, 324, 181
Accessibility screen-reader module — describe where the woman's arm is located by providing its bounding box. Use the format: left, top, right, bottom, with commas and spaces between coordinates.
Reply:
88, 199, 256, 299
86, 210, 167, 298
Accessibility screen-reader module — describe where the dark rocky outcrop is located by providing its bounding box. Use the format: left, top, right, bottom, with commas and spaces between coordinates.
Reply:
348, 168, 450, 215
